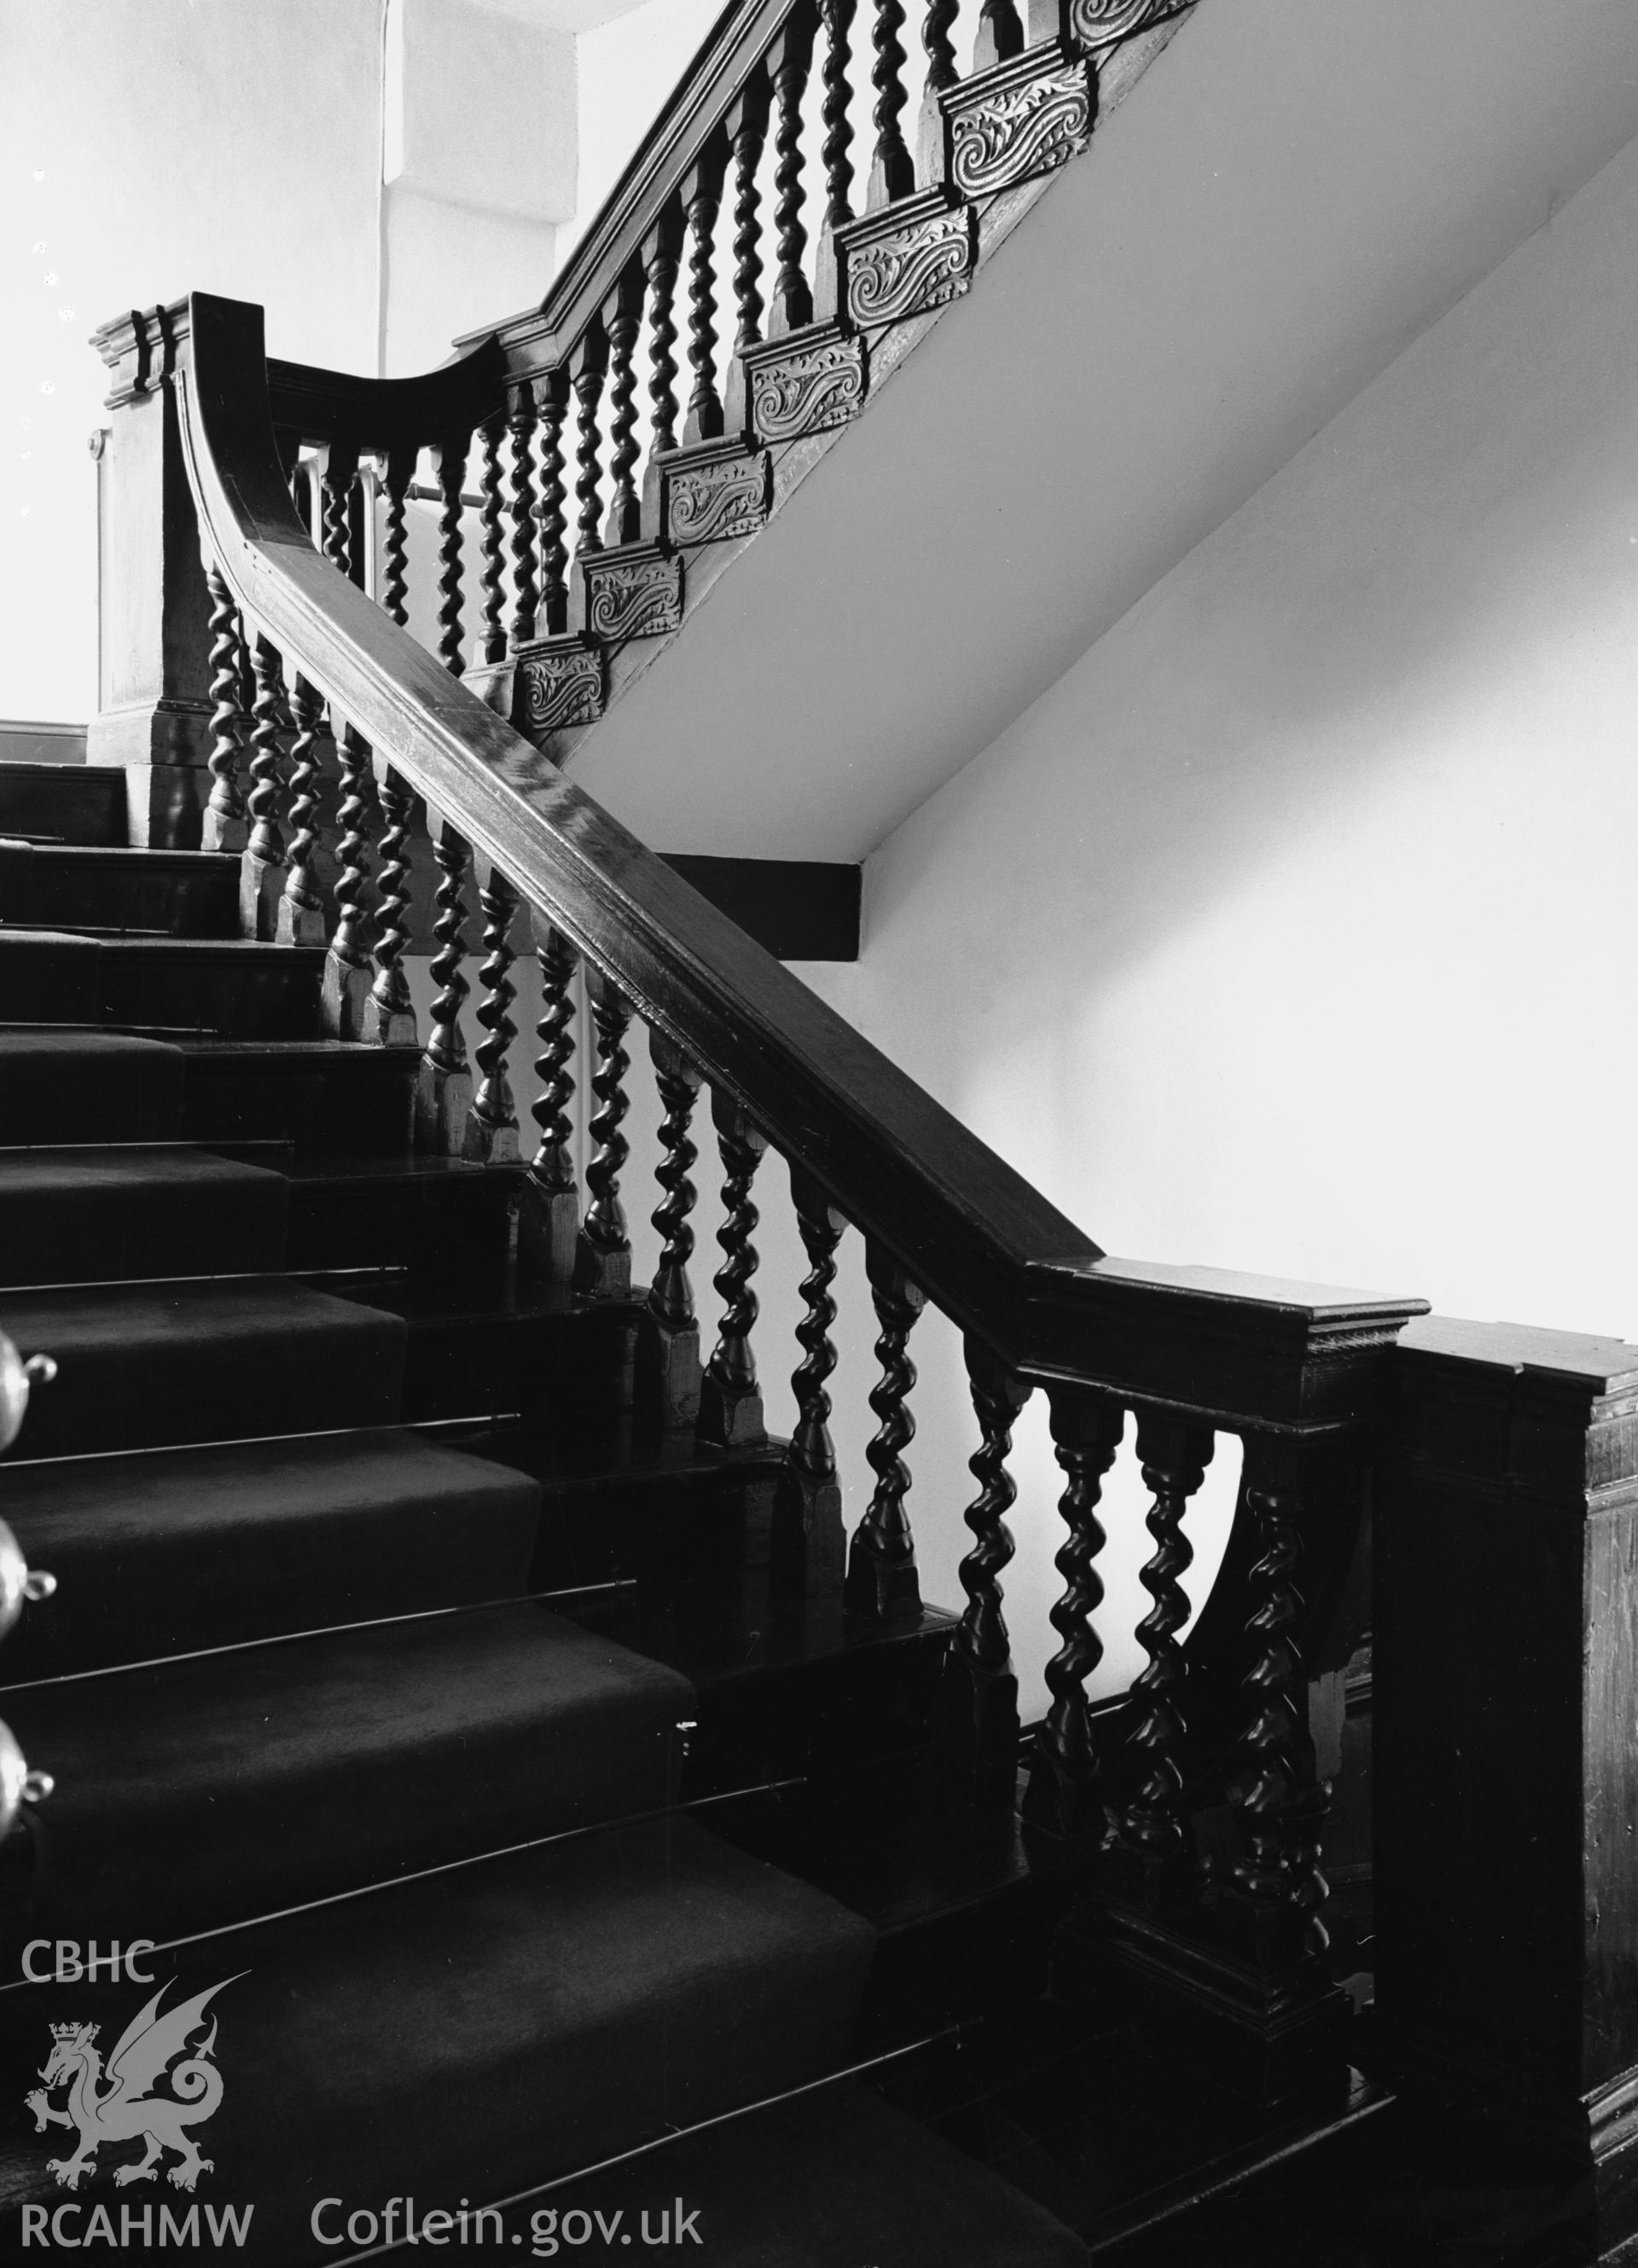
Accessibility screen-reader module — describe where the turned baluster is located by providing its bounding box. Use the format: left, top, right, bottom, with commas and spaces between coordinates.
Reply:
275, 672, 328, 946
507, 387, 540, 647
1113, 1415, 1215, 1878
380, 443, 417, 627
696, 1092, 769, 1447
766, 14, 816, 339
813, 0, 857, 319
363, 762, 418, 1046
600, 263, 645, 551
200, 561, 248, 854
944, 1337, 1033, 1778
430, 432, 470, 675
636, 1032, 705, 1431
639, 204, 686, 537
973, 0, 1024, 69
535, 370, 571, 636
521, 915, 580, 1282
917, 0, 960, 179
322, 720, 376, 1037
569, 320, 608, 575
462, 863, 520, 1162
318, 439, 360, 578
867, 0, 915, 209
1024, 1389, 1126, 1837
773, 1167, 848, 1594
844, 1240, 926, 1621
1220, 1436, 1333, 1959
681, 135, 730, 443
415, 821, 474, 1152
479, 414, 508, 665
241, 632, 288, 938
572, 966, 634, 1299
721, 67, 771, 432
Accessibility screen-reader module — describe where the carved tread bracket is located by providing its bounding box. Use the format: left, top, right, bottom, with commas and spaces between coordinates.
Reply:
837, 186, 976, 333
580, 542, 685, 642
743, 321, 869, 446
514, 635, 606, 736
662, 437, 774, 548
943, 44, 1095, 201
1069, 0, 1193, 51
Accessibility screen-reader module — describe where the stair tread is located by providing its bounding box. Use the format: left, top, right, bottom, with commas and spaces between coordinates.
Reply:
0, 930, 323, 956
556, 2078, 1089, 2268
4, 1599, 695, 1940
1, 1815, 877, 2246
0, 843, 236, 867
1, 1427, 543, 1676
0, 1275, 404, 1457
0, 1145, 288, 1289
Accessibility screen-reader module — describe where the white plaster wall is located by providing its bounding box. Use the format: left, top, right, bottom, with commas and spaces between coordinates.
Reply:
823, 121, 1638, 1714
0, 0, 383, 724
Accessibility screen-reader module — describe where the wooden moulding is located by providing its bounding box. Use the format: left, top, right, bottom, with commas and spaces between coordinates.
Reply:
661, 438, 773, 548
578, 545, 684, 643
836, 188, 978, 334
742, 321, 868, 447
941, 44, 1096, 203
1374, 1317, 1638, 2254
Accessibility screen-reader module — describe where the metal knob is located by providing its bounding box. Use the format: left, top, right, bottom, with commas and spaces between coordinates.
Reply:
0, 1716, 52, 1844
0, 1517, 55, 1642
0, 1337, 55, 1455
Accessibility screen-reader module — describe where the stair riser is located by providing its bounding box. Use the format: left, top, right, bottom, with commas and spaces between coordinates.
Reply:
286, 1174, 520, 1281
0, 941, 324, 1037
0, 761, 124, 846
0, 850, 240, 937
0, 1158, 288, 1290
398, 1305, 637, 1429
180, 1053, 417, 1151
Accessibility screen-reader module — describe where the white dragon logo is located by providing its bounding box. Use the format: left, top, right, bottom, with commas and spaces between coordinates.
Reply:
24, 1975, 241, 2192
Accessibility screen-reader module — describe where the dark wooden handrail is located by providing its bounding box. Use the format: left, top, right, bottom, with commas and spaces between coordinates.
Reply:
264, 339, 506, 450
175, 287, 1423, 1418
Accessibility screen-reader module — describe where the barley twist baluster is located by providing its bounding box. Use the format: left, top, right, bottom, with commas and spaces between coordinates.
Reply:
814, 0, 857, 318
598, 265, 644, 551
462, 864, 520, 1162
639, 206, 686, 537
569, 322, 608, 574
275, 673, 328, 946
241, 633, 288, 938
430, 433, 470, 675
1225, 1437, 1333, 1958
681, 137, 729, 442
536, 371, 571, 635
415, 821, 474, 1152
722, 71, 771, 431
973, 0, 1025, 69
1115, 1417, 1214, 1876
697, 1092, 769, 1447
845, 1240, 926, 1620
201, 561, 248, 854
868, 0, 915, 209
521, 916, 580, 1283
636, 1032, 705, 1431
507, 388, 539, 647
944, 1337, 1032, 1778
573, 967, 634, 1299
380, 444, 416, 627
1024, 1389, 1126, 1837
319, 440, 359, 578
774, 1167, 848, 1594
767, 15, 816, 338
322, 722, 377, 1037
917, 0, 960, 177
363, 764, 417, 1046
479, 414, 508, 665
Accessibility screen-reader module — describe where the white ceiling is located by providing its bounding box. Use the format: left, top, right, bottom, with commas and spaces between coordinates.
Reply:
470, 0, 658, 29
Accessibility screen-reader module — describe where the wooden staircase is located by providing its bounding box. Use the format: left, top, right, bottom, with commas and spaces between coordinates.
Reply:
0, 757, 1094, 2260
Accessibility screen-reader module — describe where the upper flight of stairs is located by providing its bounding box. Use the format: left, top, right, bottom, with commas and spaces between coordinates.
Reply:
0, 753, 1091, 2262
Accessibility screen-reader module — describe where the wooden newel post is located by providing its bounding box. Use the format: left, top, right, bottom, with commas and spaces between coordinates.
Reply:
89, 302, 214, 846
1375, 1318, 1638, 2254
